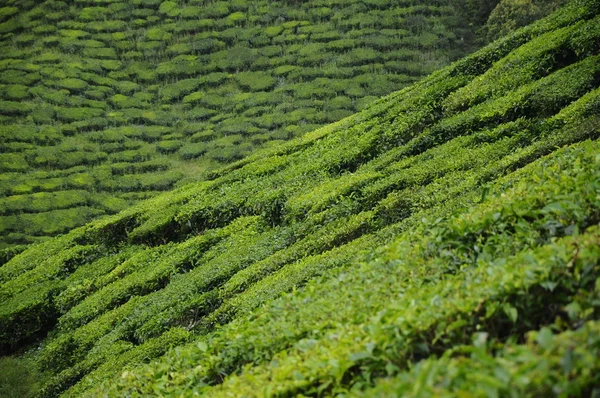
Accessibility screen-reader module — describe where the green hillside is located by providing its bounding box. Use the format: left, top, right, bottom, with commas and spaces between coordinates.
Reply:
0, 0, 493, 250
1, 0, 600, 396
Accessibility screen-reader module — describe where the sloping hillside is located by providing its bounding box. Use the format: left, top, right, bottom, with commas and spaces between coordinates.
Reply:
0, 0, 493, 250
1, 0, 599, 396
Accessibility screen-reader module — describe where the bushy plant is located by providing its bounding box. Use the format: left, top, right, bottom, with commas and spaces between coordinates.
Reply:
0, 0, 567, 265
234, 71, 277, 91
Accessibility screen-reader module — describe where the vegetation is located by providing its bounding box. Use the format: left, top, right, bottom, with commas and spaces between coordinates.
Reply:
485, 0, 567, 40
0, 356, 40, 398
0, 0, 498, 250
0, 1, 599, 396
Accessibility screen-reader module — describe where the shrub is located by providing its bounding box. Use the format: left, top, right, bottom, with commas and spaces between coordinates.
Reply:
57, 78, 88, 92
179, 142, 208, 159
55, 107, 104, 122
208, 146, 246, 162
264, 25, 283, 38
0, 154, 28, 172
216, 118, 255, 135
3, 84, 30, 100
216, 46, 257, 71
337, 48, 380, 66
85, 20, 127, 33
190, 130, 216, 143
156, 140, 183, 154
146, 27, 172, 41
0, 7, 18, 22
82, 47, 117, 59
203, 2, 230, 19
235, 71, 278, 91
0, 101, 33, 115
109, 94, 147, 109
227, 12, 246, 24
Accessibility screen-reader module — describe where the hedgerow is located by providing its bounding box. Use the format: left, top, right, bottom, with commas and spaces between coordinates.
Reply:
82, 139, 600, 397
0, 0, 501, 248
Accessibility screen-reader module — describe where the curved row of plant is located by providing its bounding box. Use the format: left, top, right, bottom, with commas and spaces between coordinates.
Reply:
102, 140, 600, 396
0, 0, 491, 249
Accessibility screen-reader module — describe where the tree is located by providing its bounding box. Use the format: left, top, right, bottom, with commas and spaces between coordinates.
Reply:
486, 0, 566, 41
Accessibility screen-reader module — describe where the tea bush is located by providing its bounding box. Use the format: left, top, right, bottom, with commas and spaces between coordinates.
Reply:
0, 0, 502, 248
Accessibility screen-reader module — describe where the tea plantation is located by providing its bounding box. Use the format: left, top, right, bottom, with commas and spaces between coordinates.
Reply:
0, 0, 497, 250
0, 0, 598, 396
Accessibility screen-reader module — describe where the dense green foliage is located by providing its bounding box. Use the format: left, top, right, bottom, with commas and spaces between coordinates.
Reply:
0, 1, 598, 396
485, 0, 566, 40
0, 356, 39, 398
0, 0, 494, 250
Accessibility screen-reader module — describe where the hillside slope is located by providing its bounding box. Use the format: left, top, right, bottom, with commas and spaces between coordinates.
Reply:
1, 0, 600, 396
0, 0, 493, 250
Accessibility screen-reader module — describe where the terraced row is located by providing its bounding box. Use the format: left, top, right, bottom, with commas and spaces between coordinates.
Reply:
0, 0, 490, 249
71, 139, 600, 396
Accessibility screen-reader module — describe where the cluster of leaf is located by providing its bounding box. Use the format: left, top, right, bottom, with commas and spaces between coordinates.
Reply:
103, 146, 600, 396
357, 320, 600, 397
1, 0, 600, 396
0, 0, 489, 249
